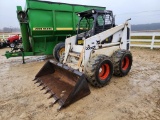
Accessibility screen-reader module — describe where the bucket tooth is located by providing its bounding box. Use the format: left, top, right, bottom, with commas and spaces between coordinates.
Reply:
44, 88, 50, 94
49, 99, 59, 107
47, 93, 54, 99
34, 80, 39, 84
40, 86, 46, 91
53, 94, 59, 101
37, 83, 43, 87
53, 99, 59, 104
34, 78, 41, 84
33, 77, 38, 81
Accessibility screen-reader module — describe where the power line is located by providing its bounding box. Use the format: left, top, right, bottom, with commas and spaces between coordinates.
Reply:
117, 10, 160, 15
132, 13, 160, 17
117, 13, 160, 17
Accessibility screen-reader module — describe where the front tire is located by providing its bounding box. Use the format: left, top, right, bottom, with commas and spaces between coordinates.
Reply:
53, 42, 65, 61
112, 49, 132, 77
86, 55, 114, 87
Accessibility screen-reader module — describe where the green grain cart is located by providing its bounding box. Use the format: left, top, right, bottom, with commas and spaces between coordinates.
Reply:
5, 0, 105, 62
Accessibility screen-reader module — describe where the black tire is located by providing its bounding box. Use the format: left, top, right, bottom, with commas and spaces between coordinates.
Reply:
86, 55, 114, 87
0, 43, 2, 49
3, 42, 7, 47
112, 49, 132, 77
53, 42, 65, 61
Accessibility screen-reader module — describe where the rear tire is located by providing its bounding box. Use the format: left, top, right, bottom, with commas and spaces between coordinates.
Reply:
53, 42, 65, 61
112, 49, 132, 77
86, 55, 113, 87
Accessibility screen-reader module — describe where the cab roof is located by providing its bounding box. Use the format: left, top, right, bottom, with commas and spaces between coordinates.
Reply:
77, 9, 113, 18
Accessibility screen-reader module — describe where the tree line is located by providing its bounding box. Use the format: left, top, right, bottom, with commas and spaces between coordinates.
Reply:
1, 23, 160, 32
0, 27, 20, 33
131, 23, 160, 31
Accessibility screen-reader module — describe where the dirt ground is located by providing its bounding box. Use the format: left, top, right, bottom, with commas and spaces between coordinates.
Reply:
0, 47, 160, 120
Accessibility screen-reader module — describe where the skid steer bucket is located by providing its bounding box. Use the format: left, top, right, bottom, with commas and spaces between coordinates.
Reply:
34, 60, 90, 110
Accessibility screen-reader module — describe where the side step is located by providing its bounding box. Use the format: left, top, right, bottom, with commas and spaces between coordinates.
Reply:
69, 52, 80, 58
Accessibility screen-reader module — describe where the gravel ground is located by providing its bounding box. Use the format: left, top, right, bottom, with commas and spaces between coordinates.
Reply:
0, 47, 160, 120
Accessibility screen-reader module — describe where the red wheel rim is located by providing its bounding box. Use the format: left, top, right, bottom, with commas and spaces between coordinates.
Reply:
122, 56, 129, 70
99, 64, 110, 80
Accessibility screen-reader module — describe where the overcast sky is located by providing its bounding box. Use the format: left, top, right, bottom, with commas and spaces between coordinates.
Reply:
0, 0, 160, 29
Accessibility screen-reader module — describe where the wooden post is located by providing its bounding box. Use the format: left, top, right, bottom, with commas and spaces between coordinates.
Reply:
151, 33, 155, 49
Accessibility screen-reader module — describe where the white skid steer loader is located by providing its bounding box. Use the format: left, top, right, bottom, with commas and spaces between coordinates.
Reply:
34, 9, 132, 110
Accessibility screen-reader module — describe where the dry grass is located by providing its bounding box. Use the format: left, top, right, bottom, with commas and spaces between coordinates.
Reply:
131, 36, 160, 39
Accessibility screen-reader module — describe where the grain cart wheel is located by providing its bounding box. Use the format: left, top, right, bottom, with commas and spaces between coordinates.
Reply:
53, 42, 65, 61
86, 55, 113, 87
112, 50, 132, 77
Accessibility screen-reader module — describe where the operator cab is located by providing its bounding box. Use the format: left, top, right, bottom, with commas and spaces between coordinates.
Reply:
76, 9, 115, 45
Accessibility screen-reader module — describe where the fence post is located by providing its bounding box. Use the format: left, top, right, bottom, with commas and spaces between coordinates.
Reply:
151, 33, 155, 49
3, 34, 5, 39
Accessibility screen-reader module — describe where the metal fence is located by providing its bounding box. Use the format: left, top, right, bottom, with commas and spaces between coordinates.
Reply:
131, 32, 160, 49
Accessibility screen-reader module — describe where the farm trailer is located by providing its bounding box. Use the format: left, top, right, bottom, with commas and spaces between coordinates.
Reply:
5, 0, 105, 63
